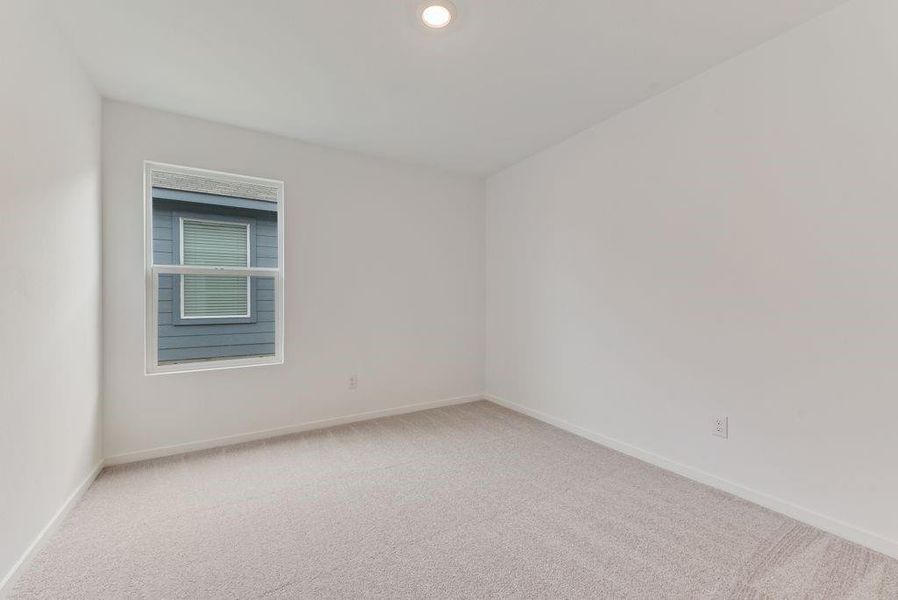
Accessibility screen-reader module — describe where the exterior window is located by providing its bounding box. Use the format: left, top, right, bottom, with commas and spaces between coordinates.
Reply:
145, 162, 284, 374
180, 219, 251, 319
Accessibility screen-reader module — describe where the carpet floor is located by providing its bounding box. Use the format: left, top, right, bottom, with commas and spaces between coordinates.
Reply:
10, 401, 898, 599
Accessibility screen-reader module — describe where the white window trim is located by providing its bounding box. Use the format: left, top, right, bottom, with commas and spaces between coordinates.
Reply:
145, 161, 285, 375
178, 216, 252, 320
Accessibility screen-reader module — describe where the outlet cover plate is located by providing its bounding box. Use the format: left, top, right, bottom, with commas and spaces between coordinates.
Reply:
713, 416, 728, 439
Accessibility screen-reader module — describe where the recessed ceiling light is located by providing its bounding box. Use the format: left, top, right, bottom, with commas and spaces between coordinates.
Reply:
420, 2, 455, 29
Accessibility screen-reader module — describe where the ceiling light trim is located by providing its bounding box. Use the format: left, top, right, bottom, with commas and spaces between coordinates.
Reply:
418, 1, 457, 29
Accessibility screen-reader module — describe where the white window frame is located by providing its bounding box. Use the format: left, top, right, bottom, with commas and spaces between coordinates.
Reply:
178, 217, 252, 320
145, 161, 285, 375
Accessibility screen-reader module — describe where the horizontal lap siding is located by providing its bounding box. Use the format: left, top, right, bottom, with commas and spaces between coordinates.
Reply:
154, 202, 277, 363
158, 344, 276, 362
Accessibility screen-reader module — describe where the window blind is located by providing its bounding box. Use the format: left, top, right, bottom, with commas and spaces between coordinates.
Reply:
181, 219, 250, 318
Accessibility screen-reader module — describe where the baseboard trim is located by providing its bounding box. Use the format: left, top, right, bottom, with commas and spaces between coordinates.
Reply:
104, 394, 484, 466
0, 460, 104, 598
486, 393, 898, 560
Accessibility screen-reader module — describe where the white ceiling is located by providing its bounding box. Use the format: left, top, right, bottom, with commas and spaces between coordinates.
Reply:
46, 0, 845, 174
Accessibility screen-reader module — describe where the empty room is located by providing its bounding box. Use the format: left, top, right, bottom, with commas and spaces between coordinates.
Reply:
2, 0, 898, 597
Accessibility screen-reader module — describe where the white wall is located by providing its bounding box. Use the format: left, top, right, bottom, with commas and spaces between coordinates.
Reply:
0, 0, 102, 586
486, 0, 898, 556
102, 101, 484, 459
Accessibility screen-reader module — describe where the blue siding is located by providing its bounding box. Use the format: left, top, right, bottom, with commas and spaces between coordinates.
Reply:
154, 197, 277, 364
158, 344, 276, 362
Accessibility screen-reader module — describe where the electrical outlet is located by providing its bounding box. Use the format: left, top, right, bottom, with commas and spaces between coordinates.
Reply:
348, 374, 358, 390
712, 416, 728, 439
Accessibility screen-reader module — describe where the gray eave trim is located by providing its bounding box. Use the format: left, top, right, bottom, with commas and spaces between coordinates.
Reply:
153, 187, 277, 212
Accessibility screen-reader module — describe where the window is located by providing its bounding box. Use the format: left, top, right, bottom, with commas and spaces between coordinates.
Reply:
145, 162, 284, 374
179, 218, 251, 320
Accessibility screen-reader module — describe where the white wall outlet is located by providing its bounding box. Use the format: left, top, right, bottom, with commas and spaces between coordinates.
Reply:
348, 374, 358, 390
712, 416, 728, 439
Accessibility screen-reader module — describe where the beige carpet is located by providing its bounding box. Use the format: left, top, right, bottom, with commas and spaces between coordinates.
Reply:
10, 401, 897, 599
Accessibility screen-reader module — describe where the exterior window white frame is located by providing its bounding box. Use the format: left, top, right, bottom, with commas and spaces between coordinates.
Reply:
178, 217, 252, 320
145, 161, 285, 375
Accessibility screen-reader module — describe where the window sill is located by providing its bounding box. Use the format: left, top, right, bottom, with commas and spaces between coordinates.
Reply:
146, 355, 283, 376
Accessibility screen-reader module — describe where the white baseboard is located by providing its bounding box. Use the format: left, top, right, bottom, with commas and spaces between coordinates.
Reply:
0, 461, 105, 598
485, 393, 898, 560
105, 394, 484, 466
11, 391, 890, 599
